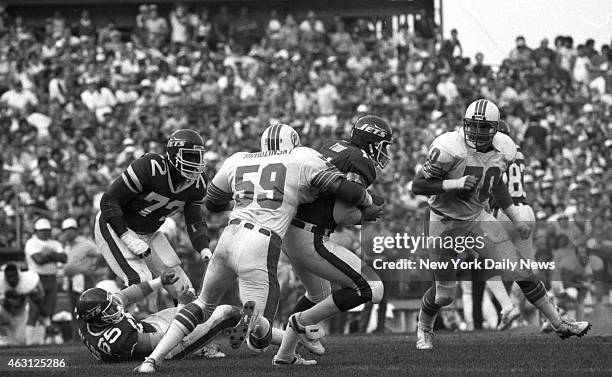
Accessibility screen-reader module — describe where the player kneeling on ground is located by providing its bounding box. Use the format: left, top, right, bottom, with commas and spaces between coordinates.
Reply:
76, 269, 240, 362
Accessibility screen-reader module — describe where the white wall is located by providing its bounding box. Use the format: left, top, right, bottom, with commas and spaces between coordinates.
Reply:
442, 0, 612, 64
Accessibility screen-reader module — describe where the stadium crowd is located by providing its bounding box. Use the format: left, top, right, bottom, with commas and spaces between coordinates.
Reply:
0, 3, 611, 341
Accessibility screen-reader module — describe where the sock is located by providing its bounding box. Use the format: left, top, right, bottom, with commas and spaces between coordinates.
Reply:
418, 286, 440, 332
300, 295, 343, 326
292, 295, 316, 314
249, 323, 272, 350
518, 281, 561, 328
487, 277, 514, 312
149, 302, 205, 363
271, 327, 284, 345
461, 282, 474, 329
276, 323, 299, 360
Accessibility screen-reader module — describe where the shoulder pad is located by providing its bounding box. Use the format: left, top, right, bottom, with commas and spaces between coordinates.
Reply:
493, 133, 517, 162
431, 131, 468, 159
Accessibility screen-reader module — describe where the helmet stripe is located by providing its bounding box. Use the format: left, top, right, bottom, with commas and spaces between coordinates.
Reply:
273, 124, 282, 150
266, 126, 273, 151
481, 100, 488, 117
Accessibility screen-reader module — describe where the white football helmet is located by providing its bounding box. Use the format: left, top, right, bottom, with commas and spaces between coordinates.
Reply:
463, 99, 500, 151
260, 123, 301, 152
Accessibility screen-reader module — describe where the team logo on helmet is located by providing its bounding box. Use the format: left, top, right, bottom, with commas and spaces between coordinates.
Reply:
354, 122, 388, 138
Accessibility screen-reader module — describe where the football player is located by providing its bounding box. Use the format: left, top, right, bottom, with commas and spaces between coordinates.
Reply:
0, 263, 49, 346
136, 123, 379, 372
273, 115, 391, 366
411, 99, 591, 349
485, 120, 537, 330
96, 129, 212, 300
76, 269, 240, 362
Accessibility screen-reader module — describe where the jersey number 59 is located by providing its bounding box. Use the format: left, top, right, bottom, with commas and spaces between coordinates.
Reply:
235, 163, 287, 209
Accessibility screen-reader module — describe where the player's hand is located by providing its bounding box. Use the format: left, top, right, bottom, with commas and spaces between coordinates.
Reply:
200, 248, 213, 263
161, 269, 179, 286
41, 317, 52, 327
514, 222, 531, 240
442, 175, 478, 191
361, 195, 385, 222
120, 231, 151, 258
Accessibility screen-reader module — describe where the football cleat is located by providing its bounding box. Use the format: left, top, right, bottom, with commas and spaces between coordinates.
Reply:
229, 301, 256, 349
200, 343, 226, 358
553, 319, 592, 340
272, 353, 317, 367
416, 328, 434, 350
134, 358, 158, 373
246, 336, 269, 353
288, 314, 325, 355
497, 306, 521, 331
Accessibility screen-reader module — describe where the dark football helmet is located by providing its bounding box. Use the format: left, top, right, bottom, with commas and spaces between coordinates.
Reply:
350, 115, 393, 168
463, 99, 500, 151
75, 288, 125, 325
166, 129, 206, 181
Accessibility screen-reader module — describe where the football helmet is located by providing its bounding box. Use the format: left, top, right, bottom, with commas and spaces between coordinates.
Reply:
260, 123, 300, 152
75, 288, 125, 325
166, 129, 206, 181
350, 115, 393, 168
463, 99, 500, 151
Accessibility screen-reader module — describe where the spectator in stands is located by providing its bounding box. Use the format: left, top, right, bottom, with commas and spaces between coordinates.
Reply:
61, 218, 99, 308
145, 4, 168, 47
232, 6, 258, 54
0, 80, 38, 115
508, 35, 533, 67
0, 262, 48, 346
169, 3, 189, 45
440, 28, 462, 63
23, 218, 66, 345
213, 5, 232, 46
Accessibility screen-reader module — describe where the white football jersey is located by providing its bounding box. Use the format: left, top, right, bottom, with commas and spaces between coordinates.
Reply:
0, 270, 41, 312
421, 130, 516, 220
209, 147, 343, 237
502, 146, 527, 203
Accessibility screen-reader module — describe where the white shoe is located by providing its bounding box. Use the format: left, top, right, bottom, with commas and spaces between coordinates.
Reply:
497, 306, 521, 331
273, 353, 317, 366
288, 314, 325, 355
553, 318, 592, 339
134, 358, 158, 373
200, 343, 226, 358
229, 301, 257, 349
416, 328, 434, 350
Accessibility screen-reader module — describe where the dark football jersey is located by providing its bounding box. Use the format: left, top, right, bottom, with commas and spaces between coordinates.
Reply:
295, 140, 376, 228
114, 153, 207, 234
77, 312, 155, 362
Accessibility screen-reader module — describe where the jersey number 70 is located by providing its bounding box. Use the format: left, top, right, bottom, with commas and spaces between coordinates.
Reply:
235, 163, 287, 209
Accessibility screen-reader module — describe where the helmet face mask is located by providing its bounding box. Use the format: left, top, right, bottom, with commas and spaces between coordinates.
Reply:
371, 139, 391, 169
174, 146, 206, 181
463, 118, 498, 151
100, 294, 125, 325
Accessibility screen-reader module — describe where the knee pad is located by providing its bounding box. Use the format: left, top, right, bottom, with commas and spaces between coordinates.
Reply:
305, 283, 331, 304
434, 281, 457, 307
369, 280, 384, 304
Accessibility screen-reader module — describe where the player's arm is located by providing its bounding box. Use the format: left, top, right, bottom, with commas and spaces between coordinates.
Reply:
184, 201, 212, 259
115, 269, 179, 306
412, 146, 476, 195
100, 157, 152, 258
491, 179, 531, 240
204, 156, 235, 213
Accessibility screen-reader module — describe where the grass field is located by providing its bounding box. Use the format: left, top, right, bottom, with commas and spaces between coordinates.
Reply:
1, 329, 611, 377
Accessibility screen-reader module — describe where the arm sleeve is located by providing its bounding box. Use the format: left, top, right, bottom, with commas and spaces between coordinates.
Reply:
184, 202, 210, 251
114, 278, 159, 306
421, 142, 456, 179
299, 148, 346, 192
100, 156, 151, 235
347, 149, 377, 187
205, 157, 235, 212
491, 178, 513, 210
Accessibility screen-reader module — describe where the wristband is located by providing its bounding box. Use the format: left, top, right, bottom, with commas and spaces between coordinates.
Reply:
442, 178, 463, 191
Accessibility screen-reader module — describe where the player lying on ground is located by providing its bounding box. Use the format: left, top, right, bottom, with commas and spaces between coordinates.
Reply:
135, 123, 383, 372
96, 129, 213, 300
0, 263, 50, 346
411, 99, 591, 350
76, 269, 240, 362
273, 115, 391, 366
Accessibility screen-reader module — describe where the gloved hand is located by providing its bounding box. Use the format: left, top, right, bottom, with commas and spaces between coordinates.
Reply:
201, 248, 213, 262
161, 269, 179, 286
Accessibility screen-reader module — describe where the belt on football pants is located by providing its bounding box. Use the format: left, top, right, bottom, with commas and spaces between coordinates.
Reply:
291, 219, 332, 237
228, 218, 275, 238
